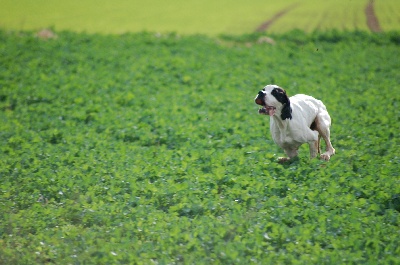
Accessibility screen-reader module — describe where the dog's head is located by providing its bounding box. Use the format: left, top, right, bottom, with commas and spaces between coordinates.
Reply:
255, 85, 292, 120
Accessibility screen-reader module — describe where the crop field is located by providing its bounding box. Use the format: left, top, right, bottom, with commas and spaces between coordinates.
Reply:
375, 0, 400, 31
1, 0, 400, 34
1, 29, 399, 264
266, 0, 369, 32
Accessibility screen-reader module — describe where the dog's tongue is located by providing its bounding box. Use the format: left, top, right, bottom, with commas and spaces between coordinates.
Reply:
267, 107, 275, 116
259, 107, 276, 116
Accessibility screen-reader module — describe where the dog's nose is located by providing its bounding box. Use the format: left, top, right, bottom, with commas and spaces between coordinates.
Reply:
255, 91, 265, 105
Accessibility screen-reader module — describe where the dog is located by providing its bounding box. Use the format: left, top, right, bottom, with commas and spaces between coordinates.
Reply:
255, 84, 335, 162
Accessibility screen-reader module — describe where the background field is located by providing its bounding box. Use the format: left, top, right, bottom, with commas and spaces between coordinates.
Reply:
375, 0, 400, 31
1, 0, 400, 34
1, 30, 399, 264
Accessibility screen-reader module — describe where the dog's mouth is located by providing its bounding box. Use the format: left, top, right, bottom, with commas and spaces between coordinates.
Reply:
255, 97, 276, 116
258, 106, 276, 116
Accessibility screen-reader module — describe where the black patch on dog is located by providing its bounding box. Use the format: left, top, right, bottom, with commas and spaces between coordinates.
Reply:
271, 87, 292, 120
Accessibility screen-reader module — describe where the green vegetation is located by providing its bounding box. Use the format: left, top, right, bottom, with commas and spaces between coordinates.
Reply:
1, 0, 400, 34
1, 30, 399, 264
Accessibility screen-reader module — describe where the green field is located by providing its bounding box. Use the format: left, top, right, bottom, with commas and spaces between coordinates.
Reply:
1, 0, 400, 34
1, 1, 400, 263
1, 29, 399, 264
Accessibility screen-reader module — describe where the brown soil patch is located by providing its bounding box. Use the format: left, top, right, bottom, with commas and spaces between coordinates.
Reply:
256, 3, 300, 32
365, 0, 382, 32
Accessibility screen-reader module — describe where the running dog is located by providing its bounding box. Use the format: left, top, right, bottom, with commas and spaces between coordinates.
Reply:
255, 84, 335, 162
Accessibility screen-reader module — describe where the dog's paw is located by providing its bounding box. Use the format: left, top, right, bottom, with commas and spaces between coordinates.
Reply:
321, 149, 335, 161
320, 153, 331, 161
278, 157, 291, 163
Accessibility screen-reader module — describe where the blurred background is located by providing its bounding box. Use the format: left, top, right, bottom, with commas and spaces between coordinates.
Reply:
1, 0, 399, 35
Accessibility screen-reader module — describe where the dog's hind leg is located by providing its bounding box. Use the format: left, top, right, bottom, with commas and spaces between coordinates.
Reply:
316, 112, 335, 161
320, 132, 335, 161
309, 122, 321, 159
318, 134, 321, 155
309, 120, 321, 159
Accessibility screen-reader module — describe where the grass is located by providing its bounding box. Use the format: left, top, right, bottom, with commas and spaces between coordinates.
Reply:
1, 0, 400, 34
0, 29, 399, 264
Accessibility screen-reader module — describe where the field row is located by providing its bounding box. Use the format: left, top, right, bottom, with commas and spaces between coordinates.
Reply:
1, 0, 399, 34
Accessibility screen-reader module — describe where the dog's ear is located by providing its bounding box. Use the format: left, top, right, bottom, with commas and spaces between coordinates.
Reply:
271, 87, 292, 120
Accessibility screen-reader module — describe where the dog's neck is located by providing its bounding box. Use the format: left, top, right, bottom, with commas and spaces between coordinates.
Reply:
270, 103, 291, 132
272, 110, 289, 130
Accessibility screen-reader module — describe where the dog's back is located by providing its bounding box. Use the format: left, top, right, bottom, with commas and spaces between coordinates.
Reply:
290, 94, 326, 125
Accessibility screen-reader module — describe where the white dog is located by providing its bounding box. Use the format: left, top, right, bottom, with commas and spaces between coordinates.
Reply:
255, 85, 335, 162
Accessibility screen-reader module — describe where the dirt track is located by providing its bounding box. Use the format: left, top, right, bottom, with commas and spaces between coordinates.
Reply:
255, 3, 299, 32
365, 0, 382, 32
256, 1, 382, 32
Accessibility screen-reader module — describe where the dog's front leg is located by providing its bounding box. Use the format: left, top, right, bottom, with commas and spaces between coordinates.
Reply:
309, 141, 319, 159
309, 135, 321, 159
278, 148, 298, 163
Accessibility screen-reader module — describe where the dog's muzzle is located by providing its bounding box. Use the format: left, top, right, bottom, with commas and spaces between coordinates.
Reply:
255, 91, 276, 116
